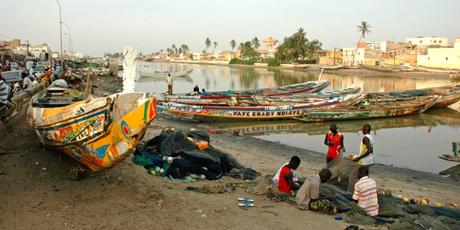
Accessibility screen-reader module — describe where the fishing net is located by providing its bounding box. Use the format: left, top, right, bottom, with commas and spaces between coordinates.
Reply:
134, 127, 257, 181
317, 157, 460, 229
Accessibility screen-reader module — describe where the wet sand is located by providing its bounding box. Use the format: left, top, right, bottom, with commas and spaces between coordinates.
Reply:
0, 76, 459, 230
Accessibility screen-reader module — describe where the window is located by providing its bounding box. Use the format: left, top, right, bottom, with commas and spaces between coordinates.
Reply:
446, 57, 449, 61
428, 57, 430, 60
419, 40, 423, 43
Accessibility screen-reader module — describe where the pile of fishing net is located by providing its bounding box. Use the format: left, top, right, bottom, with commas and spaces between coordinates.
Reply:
132, 127, 257, 181
321, 158, 460, 229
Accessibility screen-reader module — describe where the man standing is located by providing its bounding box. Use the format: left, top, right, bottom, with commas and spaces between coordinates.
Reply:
273, 156, 302, 194
353, 124, 374, 168
296, 169, 336, 213
324, 124, 345, 164
352, 166, 379, 216
348, 124, 374, 192
166, 73, 173, 95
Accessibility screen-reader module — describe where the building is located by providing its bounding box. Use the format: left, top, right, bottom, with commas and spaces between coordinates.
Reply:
417, 37, 460, 69
317, 49, 342, 65
342, 42, 368, 66
366, 41, 388, 52
259, 36, 278, 59
405, 36, 448, 47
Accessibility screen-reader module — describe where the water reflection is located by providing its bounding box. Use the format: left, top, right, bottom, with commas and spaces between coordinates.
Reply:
134, 62, 459, 174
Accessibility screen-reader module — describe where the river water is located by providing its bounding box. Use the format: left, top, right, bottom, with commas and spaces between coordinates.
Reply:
134, 61, 460, 174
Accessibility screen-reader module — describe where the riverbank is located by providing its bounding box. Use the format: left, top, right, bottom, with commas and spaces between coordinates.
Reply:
0, 76, 458, 229
163, 59, 454, 79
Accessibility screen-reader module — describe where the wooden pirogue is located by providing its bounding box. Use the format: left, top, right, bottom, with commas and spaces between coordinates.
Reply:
27, 87, 157, 172
169, 80, 329, 99
158, 94, 362, 121
369, 84, 460, 109
164, 86, 360, 106
294, 95, 439, 122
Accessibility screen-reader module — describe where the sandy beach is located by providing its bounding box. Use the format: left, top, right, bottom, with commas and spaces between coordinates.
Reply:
1, 76, 459, 230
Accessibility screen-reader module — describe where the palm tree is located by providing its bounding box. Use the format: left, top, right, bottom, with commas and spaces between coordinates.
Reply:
213, 41, 218, 52
205, 38, 211, 52
252, 37, 261, 49
172, 44, 177, 55
230, 39, 237, 50
180, 44, 189, 54
305, 39, 322, 59
351, 21, 372, 66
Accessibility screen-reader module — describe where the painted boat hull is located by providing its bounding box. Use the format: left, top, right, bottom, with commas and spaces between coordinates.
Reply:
27, 92, 157, 172
159, 95, 362, 121
295, 96, 439, 122
164, 87, 361, 106
372, 84, 460, 109
169, 80, 329, 99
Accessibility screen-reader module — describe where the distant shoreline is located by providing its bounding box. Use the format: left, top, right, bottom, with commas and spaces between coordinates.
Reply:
149, 59, 454, 79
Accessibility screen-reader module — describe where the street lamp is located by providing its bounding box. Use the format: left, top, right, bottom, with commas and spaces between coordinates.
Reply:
56, 0, 63, 68
63, 22, 72, 54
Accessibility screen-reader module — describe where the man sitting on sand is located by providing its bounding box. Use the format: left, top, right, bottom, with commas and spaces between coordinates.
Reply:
272, 156, 302, 194
352, 166, 379, 216
295, 169, 337, 213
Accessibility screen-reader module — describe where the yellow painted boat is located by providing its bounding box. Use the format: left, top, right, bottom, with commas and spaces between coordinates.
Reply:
27, 87, 157, 172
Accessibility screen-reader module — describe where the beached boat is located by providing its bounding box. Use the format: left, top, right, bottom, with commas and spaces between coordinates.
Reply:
158, 94, 362, 121
313, 65, 344, 70
370, 84, 460, 109
169, 80, 329, 100
164, 86, 360, 106
138, 69, 193, 79
294, 95, 439, 122
27, 87, 157, 172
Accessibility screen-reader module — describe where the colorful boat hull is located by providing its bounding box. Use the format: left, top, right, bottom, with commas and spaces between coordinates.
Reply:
295, 96, 439, 122
168, 80, 329, 99
159, 95, 362, 121
27, 92, 157, 172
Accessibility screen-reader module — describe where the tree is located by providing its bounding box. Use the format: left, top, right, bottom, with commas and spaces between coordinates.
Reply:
238, 41, 259, 60
351, 21, 372, 66
305, 39, 322, 59
275, 27, 322, 63
160, 49, 164, 53
205, 37, 211, 51
180, 44, 189, 54
230, 39, 237, 50
172, 44, 178, 55
252, 37, 261, 49
213, 41, 218, 52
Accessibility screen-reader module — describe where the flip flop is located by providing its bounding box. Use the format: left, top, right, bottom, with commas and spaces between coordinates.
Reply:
237, 197, 254, 202
238, 202, 255, 207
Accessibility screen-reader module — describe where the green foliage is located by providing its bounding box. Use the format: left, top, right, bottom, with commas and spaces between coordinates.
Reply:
239, 41, 259, 60
266, 58, 280, 66
252, 37, 261, 49
229, 58, 255, 65
205, 37, 211, 49
274, 27, 322, 63
230, 39, 237, 50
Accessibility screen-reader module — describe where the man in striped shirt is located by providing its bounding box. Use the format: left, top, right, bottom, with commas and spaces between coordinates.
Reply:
352, 166, 379, 216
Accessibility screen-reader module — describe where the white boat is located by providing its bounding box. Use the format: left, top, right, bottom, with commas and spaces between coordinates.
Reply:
138, 69, 193, 79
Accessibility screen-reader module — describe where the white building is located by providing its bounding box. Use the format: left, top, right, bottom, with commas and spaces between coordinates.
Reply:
342, 47, 365, 66
366, 41, 388, 52
417, 37, 460, 69
405, 36, 448, 47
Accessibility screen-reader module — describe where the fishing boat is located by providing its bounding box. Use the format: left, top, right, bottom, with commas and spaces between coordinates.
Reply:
164, 86, 360, 106
27, 87, 157, 172
158, 94, 362, 121
313, 65, 344, 70
370, 84, 460, 109
294, 95, 439, 122
138, 69, 193, 79
168, 80, 330, 100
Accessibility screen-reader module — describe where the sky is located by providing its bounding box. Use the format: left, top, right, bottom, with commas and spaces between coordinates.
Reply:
1, 0, 459, 56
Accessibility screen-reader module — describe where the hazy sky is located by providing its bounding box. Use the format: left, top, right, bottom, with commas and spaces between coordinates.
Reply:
1, 0, 459, 56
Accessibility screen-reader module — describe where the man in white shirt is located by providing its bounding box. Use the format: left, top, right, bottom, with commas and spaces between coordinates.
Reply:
166, 74, 173, 95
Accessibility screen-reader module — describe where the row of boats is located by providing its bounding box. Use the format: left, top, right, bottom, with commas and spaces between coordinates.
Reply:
158, 80, 460, 122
